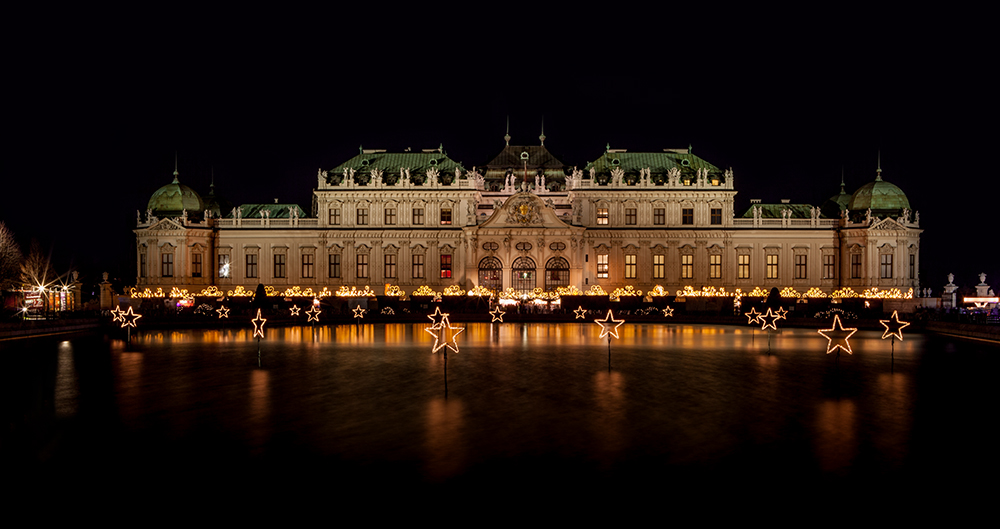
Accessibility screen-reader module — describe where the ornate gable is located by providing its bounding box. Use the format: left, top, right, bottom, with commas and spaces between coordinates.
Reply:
477, 192, 573, 229
869, 217, 906, 232
144, 217, 186, 231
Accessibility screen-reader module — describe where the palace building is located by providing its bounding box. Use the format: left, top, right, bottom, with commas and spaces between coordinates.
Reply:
134, 139, 922, 300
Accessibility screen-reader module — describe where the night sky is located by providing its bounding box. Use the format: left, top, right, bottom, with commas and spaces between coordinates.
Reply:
5, 10, 996, 295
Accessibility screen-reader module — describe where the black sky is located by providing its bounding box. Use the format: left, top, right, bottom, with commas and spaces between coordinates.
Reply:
4, 9, 996, 293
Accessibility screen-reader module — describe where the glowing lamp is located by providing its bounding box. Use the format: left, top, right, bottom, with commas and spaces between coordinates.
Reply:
490, 307, 505, 322
289, 305, 301, 316
744, 307, 761, 325
353, 306, 367, 319
662, 306, 674, 317
759, 308, 780, 331
111, 306, 125, 323
305, 306, 321, 322
120, 306, 142, 329
574, 306, 587, 319
251, 309, 266, 338
425, 314, 464, 354
594, 310, 625, 340
216, 305, 230, 318
879, 310, 910, 341
818, 314, 857, 355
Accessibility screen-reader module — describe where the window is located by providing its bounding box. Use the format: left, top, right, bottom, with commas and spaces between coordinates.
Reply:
330, 208, 341, 225
479, 257, 503, 292
795, 254, 807, 279
654, 208, 665, 225
597, 208, 608, 225
413, 208, 424, 225
512, 257, 536, 294
766, 254, 778, 279
384, 208, 396, 225
597, 253, 608, 278
710, 254, 721, 279
549, 242, 566, 251
653, 254, 665, 279
440, 254, 452, 278
219, 255, 231, 278
515, 242, 532, 251
545, 257, 570, 290
161, 253, 173, 277
625, 208, 636, 225
357, 208, 368, 225
738, 254, 750, 279
681, 254, 693, 279
357, 254, 369, 278
302, 254, 314, 278
412, 254, 424, 279
384, 254, 396, 279
682, 208, 693, 225
823, 255, 836, 279
909, 254, 916, 279
440, 209, 452, 225
881, 254, 893, 279
624, 254, 636, 279
273, 254, 285, 278
711, 208, 722, 225
192, 253, 202, 277
329, 254, 341, 279
246, 254, 257, 278
139, 253, 147, 278
483, 242, 499, 251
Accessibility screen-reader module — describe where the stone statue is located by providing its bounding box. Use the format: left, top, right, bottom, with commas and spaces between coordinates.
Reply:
204, 209, 211, 219
590, 167, 596, 180
534, 174, 540, 190
841, 208, 849, 220
980, 273, 988, 284
102, 272, 109, 282
915, 211, 920, 225
948, 273, 955, 285
865, 209, 872, 224
901, 208, 910, 224
503, 237, 510, 250
137, 210, 141, 224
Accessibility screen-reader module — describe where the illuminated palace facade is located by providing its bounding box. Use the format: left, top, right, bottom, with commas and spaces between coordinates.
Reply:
134, 142, 922, 298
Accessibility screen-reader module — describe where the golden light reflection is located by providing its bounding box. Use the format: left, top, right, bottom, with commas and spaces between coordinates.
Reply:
424, 397, 466, 481
55, 341, 78, 418
815, 399, 857, 473
592, 370, 625, 466
249, 369, 271, 455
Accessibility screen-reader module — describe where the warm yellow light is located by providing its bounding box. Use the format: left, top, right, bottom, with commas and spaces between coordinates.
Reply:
216, 305, 230, 318
879, 310, 910, 341
120, 306, 142, 329
744, 307, 761, 325
442, 285, 466, 296
489, 307, 505, 322
251, 309, 266, 338
466, 285, 493, 297
352, 305, 366, 319
662, 306, 674, 317
585, 285, 608, 297
305, 306, 321, 322
647, 285, 668, 297
289, 305, 301, 316
574, 306, 587, 319
594, 310, 625, 339
425, 313, 464, 353
759, 308, 780, 331
111, 306, 125, 322
818, 314, 857, 354
413, 285, 439, 297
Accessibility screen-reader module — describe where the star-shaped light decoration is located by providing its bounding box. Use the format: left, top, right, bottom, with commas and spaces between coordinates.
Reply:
775, 307, 789, 320
879, 310, 911, 341
216, 305, 230, 318
352, 305, 366, 319
490, 306, 505, 322
120, 306, 142, 329
744, 307, 761, 325
381, 307, 395, 315
662, 306, 674, 317
594, 310, 625, 340
305, 306, 321, 322
289, 305, 301, 316
427, 306, 449, 327
425, 315, 464, 353
110, 306, 125, 322
251, 308, 266, 338
818, 314, 858, 355
574, 306, 587, 319
759, 308, 780, 331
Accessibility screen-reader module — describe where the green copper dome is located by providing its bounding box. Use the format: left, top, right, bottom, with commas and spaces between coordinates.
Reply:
847, 173, 910, 215
821, 180, 852, 219
148, 174, 204, 217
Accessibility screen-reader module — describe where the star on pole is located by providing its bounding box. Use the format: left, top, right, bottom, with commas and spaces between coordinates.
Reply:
759, 308, 780, 331
427, 306, 449, 327
425, 315, 464, 353
251, 308, 266, 338
353, 305, 366, 319
216, 305, 230, 318
594, 310, 625, 340
111, 306, 125, 322
662, 306, 674, 317
574, 306, 587, 319
879, 310, 911, 341
120, 306, 142, 329
289, 305, 301, 316
775, 307, 789, 320
305, 306, 321, 322
818, 314, 858, 355
490, 306, 505, 322
744, 307, 761, 325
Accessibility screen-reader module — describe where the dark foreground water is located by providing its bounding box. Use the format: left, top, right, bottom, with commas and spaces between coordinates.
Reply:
2, 322, 997, 517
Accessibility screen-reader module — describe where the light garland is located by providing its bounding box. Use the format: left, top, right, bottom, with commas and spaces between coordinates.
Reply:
384, 284, 406, 297
779, 287, 801, 298
412, 285, 439, 297
198, 286, 223, 297
336, 285, 376, 297
585, 285, 608, 296
830, 287, 859, 299
556, 285, 584, 296
647, 285, 669, 297
802, 287, 827, 298
130, 287, 165, 298
227, 286, 254, 297
381, 307, 395, 315
442, 285, 466, 296
611, 286, 643, 298
466, 285, 493, 297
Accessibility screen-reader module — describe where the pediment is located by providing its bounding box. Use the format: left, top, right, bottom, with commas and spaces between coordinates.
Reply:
144, 218, 186, 231
477, 192, 572, 230
869, 217, 906, 231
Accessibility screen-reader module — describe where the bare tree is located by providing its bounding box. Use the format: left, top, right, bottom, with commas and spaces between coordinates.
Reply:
0, 221, 21, 290
20, 239, 54, 290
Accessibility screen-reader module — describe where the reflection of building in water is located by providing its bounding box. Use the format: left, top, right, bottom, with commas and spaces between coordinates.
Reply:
134, 139, 922, 296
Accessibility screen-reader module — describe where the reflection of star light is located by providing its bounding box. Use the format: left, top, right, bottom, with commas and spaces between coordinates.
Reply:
353, 306, 366, 319
289, 305, 301, 316
818, 314, 857, 355
427, 306, 449, 327
216, 305, 230, 318
662, 306, 674, 317
744, 307, 761, 325
425, 316, 464, 353
879, 310, 910, 341
574, 306, 587, 319
594, 310, 625, 339
759, 308, 780, 331
111, 306, 125, 322
252, 309, 266, 338
305, 306, 321, 322
490, 307, 505, 322
120, 306, 142, 328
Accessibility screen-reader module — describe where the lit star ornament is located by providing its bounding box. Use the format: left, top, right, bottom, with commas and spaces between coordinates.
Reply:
289, 305, 301, 316
305, 306, 321, 322
662, 306, 674, 317
120, 306, 142, 329
574, 306, 587, 319
775, 307, 788, 320
352, 305, 366, 319
744, 307, 761, 325
594, 310, 625, 340
425, 315, 464, 353
216, 305, 230, 318
879, 310, 911, 341
251, 308, 266, 338
818, 314, 858, 355
427, 306, 449, 327
759, 308, 780, 331
110, 306, 125, 322
489, 307, 505, 322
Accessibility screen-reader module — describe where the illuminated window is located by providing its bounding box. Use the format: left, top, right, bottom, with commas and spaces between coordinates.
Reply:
545, 257, 570, 290
329, 208, 341, 225
795, 254, 807, 279
329, 254, 340, 278
766, 254, 778, 279
357, 254, 369, 279
597, 253, 608, 278
654, 208, 665, 225
302, 254, 314, 278
357, 208, 368, 225
909, 254, 915, 279
412, 254, 424, 279
274, 254, 285, 278
682, 208, 693, 225
440, 254, 452, 278
440, 209, 452, 225
738, 254, 750, 279
625, 208, 636, 225
597, 208, 608, 225
161, 253, 173, 277
823, 255, 836, 279
681, 254, 693, 279
384, 208, 396, 225
710, 254, 721, 279
881, 254, 893, 279
413, 208, 424, 225
192, 253, 202, 278
624, 254, 636, 279
711, 208, 722, 225
246, 254, 257, 278
653, 254, 664, 279
384, 254, 396, 279
139, 253, 147, 278
219, 255, 230, 278
851, 254, 862, 279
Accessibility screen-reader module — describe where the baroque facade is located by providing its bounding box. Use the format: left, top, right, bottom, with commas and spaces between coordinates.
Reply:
134, 143, 922, 298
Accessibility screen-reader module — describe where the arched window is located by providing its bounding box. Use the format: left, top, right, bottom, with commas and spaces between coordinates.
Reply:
479, 256, 503, 292
545, 257, 570, 291
511, 257, 536, 295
